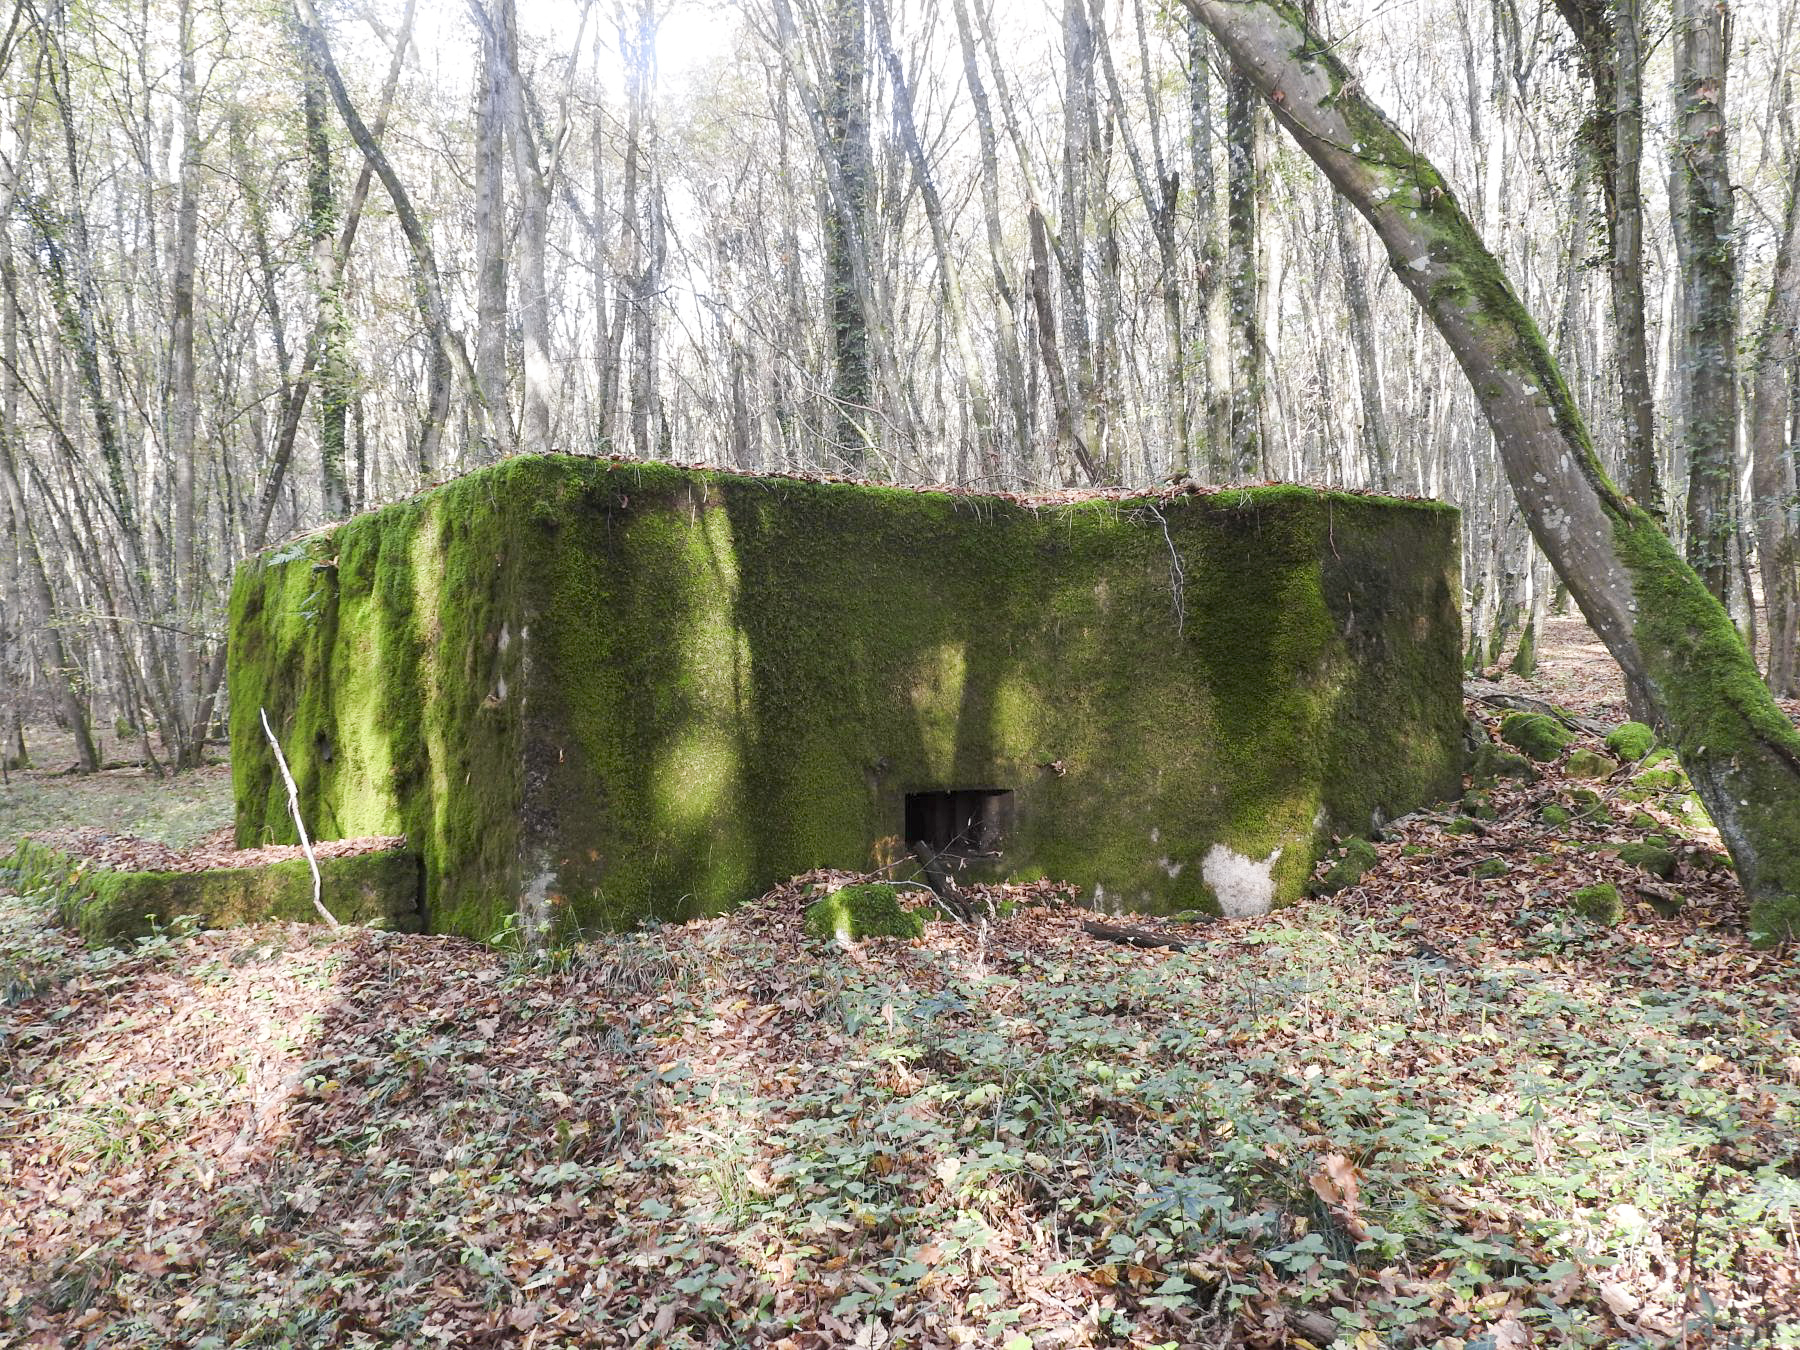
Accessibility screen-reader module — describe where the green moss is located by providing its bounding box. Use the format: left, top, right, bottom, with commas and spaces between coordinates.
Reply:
1612, 509, 1800, 944
1500, 712, 1572, 762
1629, 811, 1659, 830
1509, 622, 1537, 677
1565, 749, 1618, 780
1604, 722, 1655, 761
1461, 791, 1496, 820
1540, 804, 1571, 827
1474, 858, 1510, 879
1313, 837, 1379, 894
230, 457, 1463, 936
803, 884, 925, 942
1, 839, 420, 947
1470, 742, 1536, 784
1570, 882, 1623, 923
1617, 843, 1677, 879
1446, 817, 1484, 836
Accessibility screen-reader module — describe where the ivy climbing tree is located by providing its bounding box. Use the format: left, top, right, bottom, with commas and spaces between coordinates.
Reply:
1178, 0, 1800, 943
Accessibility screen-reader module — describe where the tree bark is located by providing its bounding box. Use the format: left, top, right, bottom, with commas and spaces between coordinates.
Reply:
1553, 0, 1661, 512
1749, 151, 1800, 694
1333, 194, 1391, 489
1670, 0, 1738, 602
1224, 64, 1262, 480
1180, 0, 1800, 943
473, 7, 512, 457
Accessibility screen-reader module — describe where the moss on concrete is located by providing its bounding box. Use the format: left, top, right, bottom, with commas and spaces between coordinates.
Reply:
803, 884, 925, 943
1500, 712, 1573, 762
230, 456, 1463, 937
1, 838, 421, 946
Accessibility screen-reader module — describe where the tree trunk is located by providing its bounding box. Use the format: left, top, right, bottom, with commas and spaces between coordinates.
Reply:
1180, 0, 1800, 943
1333, 194, 1391, 489
823, 0, 873, 471
1554, 0, 1661, 512
293, 0, 467, 474
473, 9, 512, 456
1749, 151, 1800, 694
1670, 0, 1739, 602
949, 0, 1029, 475
170, 0, 202, 759
1224, 64, 1262, 480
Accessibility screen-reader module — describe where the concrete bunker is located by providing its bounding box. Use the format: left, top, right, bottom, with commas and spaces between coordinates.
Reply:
228, 454, 1465, 940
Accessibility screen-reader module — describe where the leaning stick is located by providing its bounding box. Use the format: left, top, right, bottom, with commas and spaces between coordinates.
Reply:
259, 706, 338, 928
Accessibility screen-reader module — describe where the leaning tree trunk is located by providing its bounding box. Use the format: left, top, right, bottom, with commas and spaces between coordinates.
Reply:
1748, 150, 1800, 695
1180, 0, 1800, 944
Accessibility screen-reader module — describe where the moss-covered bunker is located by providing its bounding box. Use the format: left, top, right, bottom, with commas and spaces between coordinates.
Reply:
228, 456, 1463, 939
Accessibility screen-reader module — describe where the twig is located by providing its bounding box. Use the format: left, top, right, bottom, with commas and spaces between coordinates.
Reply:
259, 706, 337, 929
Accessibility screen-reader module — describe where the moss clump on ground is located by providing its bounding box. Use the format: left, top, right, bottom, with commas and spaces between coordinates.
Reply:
1461, 791, 1496, 820
1618, 842, 1678, 880
1605, 722, 1655, 761
803, 884, 925, 943
1568, 787, 1607, 821
1474, 858, 1510, 879
1500, 712, 1573, 762
230, 456, 1463, 936
1, 839, 421, 946
1470, 742, 1535, 785
1631, 750, 1687, 793
1540, 804, 1571, 827
1313, 838, 1379, 894
1570, 882, 1623, 923
1566, 750, 1618, 780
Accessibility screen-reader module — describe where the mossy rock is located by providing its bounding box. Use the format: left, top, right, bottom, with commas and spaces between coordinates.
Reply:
1569, 882, 1623, 923
1604, 722, 1655, 762
2, 838, 422, 947
1565, 749, 1618, 781
1616, 842, 1677, 880
1473, 858, 1510, 879
1470, 742, 1536, 785
1565, 787, 1609, 824
1313, 837, 1379, 894
803, 884, 925, 943
1500, 712, 1573, 762
1539, 804, 1571, 827
1645, 890, 1685, 919
1628, 811, 1659, 831
1460, 791, 1496, 821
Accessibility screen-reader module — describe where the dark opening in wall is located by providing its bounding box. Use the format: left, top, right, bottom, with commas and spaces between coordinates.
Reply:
905, 789, 1013, 857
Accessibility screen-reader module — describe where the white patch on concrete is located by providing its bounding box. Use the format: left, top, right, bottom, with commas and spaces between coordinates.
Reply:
1202, 844, 1283, 918
1159, 856, 1183, 878
1149, 827, 1160, 845
498, 623, 510, 653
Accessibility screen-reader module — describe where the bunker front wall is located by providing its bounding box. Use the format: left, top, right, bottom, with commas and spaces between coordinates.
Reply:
229, 456, 1462, 939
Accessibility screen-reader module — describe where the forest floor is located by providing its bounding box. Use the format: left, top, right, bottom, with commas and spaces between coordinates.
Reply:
2, 623, 1798, 1348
